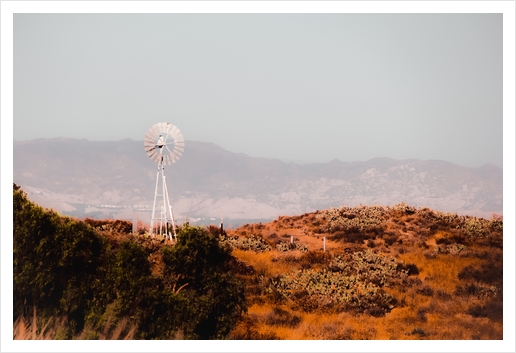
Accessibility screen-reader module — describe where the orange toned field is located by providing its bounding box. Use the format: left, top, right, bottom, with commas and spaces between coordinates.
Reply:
226, 204, 503, 340
13, 197, 503, 340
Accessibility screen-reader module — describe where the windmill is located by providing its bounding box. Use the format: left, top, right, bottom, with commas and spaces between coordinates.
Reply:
144, 122, 184, 241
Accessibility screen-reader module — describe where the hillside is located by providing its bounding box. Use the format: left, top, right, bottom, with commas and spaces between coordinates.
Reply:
14, 138, 502, 225
223, 203, 503, 339
14, 181, 503, 340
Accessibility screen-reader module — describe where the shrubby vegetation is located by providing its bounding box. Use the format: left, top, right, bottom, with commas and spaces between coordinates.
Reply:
275, 241, 308, 253
13, 184, 109, 336
219, 233, 309, 253
14, 187, 503, 340
228, 202, 503, 340
317, 205, 387, 234
219, 234, 272, 252
317, 202, 503, 240
266, 250, 407, 316
13, 184, 246, 339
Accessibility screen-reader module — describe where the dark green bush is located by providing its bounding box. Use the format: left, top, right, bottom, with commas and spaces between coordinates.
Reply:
13, 184, 110, 334
162, 225, 247, 339
13, 185, 246, 339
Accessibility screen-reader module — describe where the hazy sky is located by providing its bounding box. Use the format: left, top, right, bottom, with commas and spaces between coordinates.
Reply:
14, 13, 502, 168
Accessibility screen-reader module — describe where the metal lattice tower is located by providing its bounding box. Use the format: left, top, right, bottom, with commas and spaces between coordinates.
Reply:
144, 122, 184, 241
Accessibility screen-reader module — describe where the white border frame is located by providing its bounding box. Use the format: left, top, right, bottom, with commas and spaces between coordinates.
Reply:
2, 2, 514, 352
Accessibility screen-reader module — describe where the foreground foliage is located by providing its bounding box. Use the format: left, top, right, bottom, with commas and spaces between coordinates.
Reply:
14, 184, 503, 340
13, 184, 246, 339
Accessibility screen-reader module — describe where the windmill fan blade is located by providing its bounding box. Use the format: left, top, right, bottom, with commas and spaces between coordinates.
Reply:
150, 125, 162, 136
174, 146, 184, 154
147, 150, 158, 161
144, 136, 155, 146
147, 125, 160, 136
165, 145, 179, 162
144, 145, 155, 153
144, 138, 156, 148
145, 129, 157, 139
158, 122, 168, 134
150, 130, 161, 142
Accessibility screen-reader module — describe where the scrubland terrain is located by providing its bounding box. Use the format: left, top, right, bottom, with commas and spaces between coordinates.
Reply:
223, 203, 503, 340
14, 183, 502, 340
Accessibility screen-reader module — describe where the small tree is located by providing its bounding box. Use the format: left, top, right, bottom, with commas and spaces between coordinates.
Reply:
162, 225, 247, 339
13, 184, 109, 334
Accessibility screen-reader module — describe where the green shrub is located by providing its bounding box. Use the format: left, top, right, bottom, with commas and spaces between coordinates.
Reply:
162, 225, 247, 339
316, 205, 388, 234
13, 185, 247, 339
267, 249, 407, 315
219, 234, 272, 252
13, 184, 110, 334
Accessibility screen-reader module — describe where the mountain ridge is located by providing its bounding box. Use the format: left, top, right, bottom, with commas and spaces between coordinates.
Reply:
13, 138, 502, 223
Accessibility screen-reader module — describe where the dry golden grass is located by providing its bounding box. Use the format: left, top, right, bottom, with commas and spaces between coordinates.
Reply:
398, 252, 482, 292
232, 249, 304, 276
13, 310, 138, 340
228, 207, 503, 340
240, 298, 502, 340
13, 315, 63, 340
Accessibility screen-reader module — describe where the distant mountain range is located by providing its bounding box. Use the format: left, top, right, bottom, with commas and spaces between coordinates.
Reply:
13, 138, 502, 225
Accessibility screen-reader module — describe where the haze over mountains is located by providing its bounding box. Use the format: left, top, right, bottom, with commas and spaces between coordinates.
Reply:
13, 138, 502, 225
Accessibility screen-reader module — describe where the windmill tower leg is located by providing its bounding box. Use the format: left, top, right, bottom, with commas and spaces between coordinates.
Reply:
150, 160, 176, 241
161, 165, 167, 238
163, 174, 176, 241
149, 164, 161, 236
